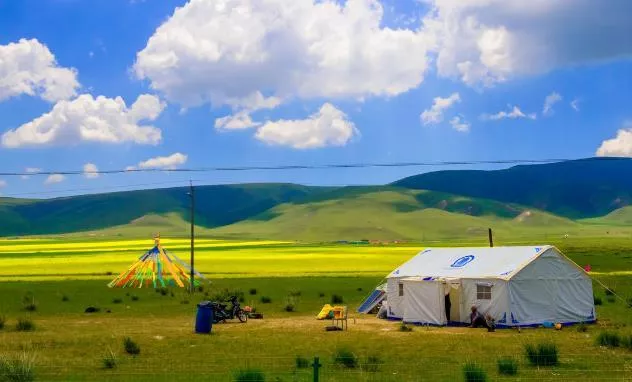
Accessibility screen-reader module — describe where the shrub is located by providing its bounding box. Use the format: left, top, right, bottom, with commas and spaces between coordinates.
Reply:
594, 296, 602, 306
233, 369, 264, 382
84, 306, 100, 313
525, 343, 558, 367
112, 298, 123, 304
463, 362, 487, 382
295, 356, 310, 369
362, 355, 382, 372
576, 322, 588, 333
197, 285, 205, 293
260, 296, 271, 304
333, 349, 358, 369
0, 352, 36, 382
497, 358, 518, 376
606, 296, 616, 304
102, 349, 117, 369
123, 337, 140, 355
331, 295, 344, 304
318, 292, 325, 298
159, 288, 168, 296
356, 287, 363, 292
0, 315, 5, 330
605, 288, 615, 296
596, 331, 621, 348
399, 323, 413, 332
22, 293, 37, 312
16, 318, 35, 332
284, 304, 295, 312
249, 288, 257, 295
130, 295, 139, 301
61, 294, 70, 302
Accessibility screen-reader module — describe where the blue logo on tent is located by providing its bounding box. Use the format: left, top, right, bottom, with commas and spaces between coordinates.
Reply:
450, 255, 475, 268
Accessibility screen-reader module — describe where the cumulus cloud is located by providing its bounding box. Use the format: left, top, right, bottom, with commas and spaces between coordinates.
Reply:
596, 123, 632, 157
422, 0, 632, 86
0, 38, 79, 102
449, 116, 470, 132
482, 105, 536, 121
44, 174, 65, 185
1, 94, 165, 148
215, 111, 261, 130
420, 93, 461, 125
255, 103, 357, 149
134, 152, 188, 170
570, 98, 581, 112
134, 0, 433, 109
83, 163, 99, 179
20, 167, 42, 180
543, 92, 562, 116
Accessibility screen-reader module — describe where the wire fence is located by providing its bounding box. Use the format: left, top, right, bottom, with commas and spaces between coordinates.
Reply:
19, 353, 632, 381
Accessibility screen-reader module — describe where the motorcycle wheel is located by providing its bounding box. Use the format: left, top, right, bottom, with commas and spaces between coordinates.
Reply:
237, 310, 248, 323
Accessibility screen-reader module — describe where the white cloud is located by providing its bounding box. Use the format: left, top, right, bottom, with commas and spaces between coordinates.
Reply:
83, 163, 99, 179
596, 123, 632, 157
449, 116, 470, 132
1, 94, 165, 148
420, 92, 461, 125
0, 38, 79, 102
0, 180, 6, 188
44, 174, 65, 185
482, 105, 536, 121
135, 152, 188, 170
134, 0, 433, 109
255, 103, 357, 149
422, 0, 632, 86
543, 92, 562, 116
215, 111, 261, 130
20, 167, 42, 180
570, 98, 581, 112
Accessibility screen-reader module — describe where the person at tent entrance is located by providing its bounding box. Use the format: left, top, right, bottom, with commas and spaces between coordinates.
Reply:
469, 305, 488, 328
444, 291, 451, 322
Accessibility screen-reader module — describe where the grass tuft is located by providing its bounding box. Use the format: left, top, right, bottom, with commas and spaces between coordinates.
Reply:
497, 358, 518, 376
333, 348, 358, 369
331, 294, 344, 304
606, 296, 616, 303
0, 315, 5, 330
15, 318, 35, 332
594, 296, 602, 306
249, 288, 257, 295
22, 293, 37, 312
61, 294, 70, 302
399, 323, 413, 332
576, 322, 588, 333
596, 331, 621, 348
112, 298, 123, 304
0, 352, 36, 382
295, 356, 310, 369
260, 296, 271, 304
284, 304, 295, 312
233, 369, 265, 382
463, 362, 487, 382
102, 349, 117, 369
123, 337, 140, 356
604, 288, 615, 296
130, 295, 139, 301
289, 289, 301, 297
318, 292, 325, 298
525, 343, 558, 367
362, 355, 382, 372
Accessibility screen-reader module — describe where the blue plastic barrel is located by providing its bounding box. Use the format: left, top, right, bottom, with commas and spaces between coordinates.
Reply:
195, 301, 213, 334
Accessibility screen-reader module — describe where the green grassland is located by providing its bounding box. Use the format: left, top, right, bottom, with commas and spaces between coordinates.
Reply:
1, 236, 631, 381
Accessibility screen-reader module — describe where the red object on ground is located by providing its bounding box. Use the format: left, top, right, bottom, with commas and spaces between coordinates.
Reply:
584, 264, 591, 272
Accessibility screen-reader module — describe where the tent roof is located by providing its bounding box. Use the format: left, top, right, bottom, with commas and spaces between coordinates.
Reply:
387, 245, 556, 280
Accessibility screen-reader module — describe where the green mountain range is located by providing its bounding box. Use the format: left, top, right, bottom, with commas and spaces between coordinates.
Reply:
1, 158, 631, 240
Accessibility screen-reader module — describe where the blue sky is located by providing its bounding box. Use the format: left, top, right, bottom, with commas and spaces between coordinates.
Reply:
0, 0, 631, 198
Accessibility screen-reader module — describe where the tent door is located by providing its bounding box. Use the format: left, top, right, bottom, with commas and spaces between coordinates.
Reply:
448, 285, 461, 323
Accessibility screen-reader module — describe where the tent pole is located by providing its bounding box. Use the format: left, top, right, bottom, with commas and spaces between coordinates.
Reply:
188, 180, 195, 294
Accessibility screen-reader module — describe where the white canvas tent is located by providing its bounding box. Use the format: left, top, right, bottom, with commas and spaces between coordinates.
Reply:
383, 246, 595, 327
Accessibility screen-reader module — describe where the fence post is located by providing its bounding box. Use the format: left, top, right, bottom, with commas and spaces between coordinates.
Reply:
312, 356, 322, 382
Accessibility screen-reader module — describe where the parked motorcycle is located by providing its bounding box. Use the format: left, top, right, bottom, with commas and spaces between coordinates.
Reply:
211, 296, 248, 323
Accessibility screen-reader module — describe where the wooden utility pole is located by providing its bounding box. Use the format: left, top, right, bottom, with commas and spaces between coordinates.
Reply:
488, 228, 494, 247
188, 181, 195, 293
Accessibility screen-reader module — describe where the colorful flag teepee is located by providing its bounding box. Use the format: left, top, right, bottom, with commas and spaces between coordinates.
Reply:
108, 235, 205, 288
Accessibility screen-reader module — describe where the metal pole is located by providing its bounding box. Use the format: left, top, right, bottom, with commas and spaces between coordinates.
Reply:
189, 181, 195, 294
488, 228, 494, 247
312, 356, 321, 382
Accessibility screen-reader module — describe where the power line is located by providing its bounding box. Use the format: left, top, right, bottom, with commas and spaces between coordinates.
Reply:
0, 157, 582, 177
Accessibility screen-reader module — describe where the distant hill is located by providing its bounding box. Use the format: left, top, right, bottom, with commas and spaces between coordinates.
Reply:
393, 157, 632, 219
1, 157, 632, 238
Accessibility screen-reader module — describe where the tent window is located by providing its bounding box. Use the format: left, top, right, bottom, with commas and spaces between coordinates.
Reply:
477, 284, 492, 300
398, 283, 404, 297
